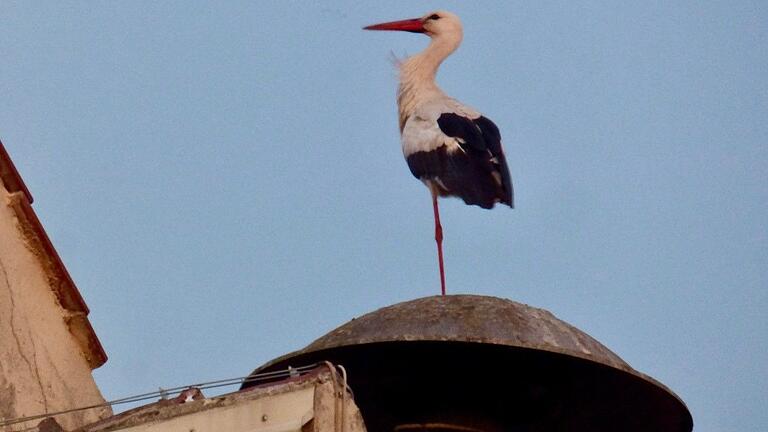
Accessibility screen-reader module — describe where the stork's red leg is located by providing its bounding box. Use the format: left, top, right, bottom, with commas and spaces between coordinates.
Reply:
431, 189, 446, 295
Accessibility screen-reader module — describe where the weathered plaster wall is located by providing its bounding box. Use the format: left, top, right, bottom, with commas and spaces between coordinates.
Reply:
0, 185, 111, 430
79, 369, 366, 432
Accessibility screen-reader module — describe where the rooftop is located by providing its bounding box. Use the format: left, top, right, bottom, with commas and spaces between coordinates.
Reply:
248, 295, 693, 432
0, 140, 106, 368
76, 364, 364, 432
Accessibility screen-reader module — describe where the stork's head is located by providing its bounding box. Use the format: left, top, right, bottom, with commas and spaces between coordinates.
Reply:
364, 10, 463, 41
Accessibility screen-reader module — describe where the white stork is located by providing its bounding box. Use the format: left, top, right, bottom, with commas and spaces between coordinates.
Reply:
365, 10, 513, 296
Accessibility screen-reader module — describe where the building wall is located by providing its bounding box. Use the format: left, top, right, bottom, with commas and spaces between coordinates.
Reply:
81, 368, 366, 432
0, 181, 111, 429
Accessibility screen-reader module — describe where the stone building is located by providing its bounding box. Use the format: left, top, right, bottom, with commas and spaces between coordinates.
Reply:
0, 142, 111, 430
75, 365, 365, 432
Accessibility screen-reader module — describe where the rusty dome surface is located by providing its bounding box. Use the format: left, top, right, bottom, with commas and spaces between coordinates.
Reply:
301, 295, 630, 371
246, 295, 692, 431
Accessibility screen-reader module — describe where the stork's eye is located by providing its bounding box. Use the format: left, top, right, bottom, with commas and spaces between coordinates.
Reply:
427, 14, 441, 21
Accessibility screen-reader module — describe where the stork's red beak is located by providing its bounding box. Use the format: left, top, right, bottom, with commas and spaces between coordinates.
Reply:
363, 18, 425, 33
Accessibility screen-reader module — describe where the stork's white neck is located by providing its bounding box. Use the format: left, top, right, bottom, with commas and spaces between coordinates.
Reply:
397, 32, 463, 131
403, 32, 461, 81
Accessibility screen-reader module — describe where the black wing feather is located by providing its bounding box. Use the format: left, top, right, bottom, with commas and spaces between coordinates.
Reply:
409, 113, 513, 209
473, 115, 514, 207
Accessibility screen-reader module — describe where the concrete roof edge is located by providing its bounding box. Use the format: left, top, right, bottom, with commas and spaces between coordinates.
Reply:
0, 139, 107, 369
0, 139, 33, 203
78, 366, 338, 432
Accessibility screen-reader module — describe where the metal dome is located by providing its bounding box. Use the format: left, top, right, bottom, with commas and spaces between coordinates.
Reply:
244, 295, 692, 432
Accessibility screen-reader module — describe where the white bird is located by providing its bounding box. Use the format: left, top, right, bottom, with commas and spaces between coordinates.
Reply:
365, 10, 514, 296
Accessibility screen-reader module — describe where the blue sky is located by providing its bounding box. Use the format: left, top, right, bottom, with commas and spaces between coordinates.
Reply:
2, 1, 766, 431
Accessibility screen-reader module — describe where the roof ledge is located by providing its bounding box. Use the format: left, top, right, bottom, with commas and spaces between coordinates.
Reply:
1, 140, 107, 369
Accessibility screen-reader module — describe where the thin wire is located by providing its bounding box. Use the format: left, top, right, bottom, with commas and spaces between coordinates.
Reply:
0, 363, 319, 429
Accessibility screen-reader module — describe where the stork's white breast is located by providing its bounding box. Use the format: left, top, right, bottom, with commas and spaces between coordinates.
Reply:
400, 99, 480, 157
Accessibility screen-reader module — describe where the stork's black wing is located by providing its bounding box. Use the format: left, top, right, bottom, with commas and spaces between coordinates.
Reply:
410, 112, 513, 209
